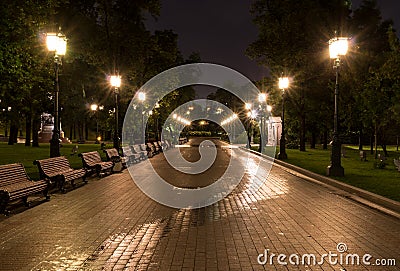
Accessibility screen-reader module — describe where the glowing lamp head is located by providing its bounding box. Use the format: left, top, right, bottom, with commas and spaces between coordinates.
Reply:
97, 136, 102, 142
258, 93, 267, 103
90, 104, 98, 111
137, 91, 146, 101
110, 75, 121, 88
245, 103, 252, 110
46, 32, 67, 55
329, 37, 349, 59
279, 77, 289, 90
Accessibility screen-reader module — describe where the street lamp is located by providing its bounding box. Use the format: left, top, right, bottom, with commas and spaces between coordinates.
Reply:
327, 35, 348, 177
46, 30, 67, 157
137, 91, 146, 140
278, 76, 289, 159
110, 75, 121, 150
258, 93, 267, 153
91, 104, 101, 144
245, 103, 252, 148
154, 102, 160, 141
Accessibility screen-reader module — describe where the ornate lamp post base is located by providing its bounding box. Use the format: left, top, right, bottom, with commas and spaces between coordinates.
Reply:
50, 133, 60, 158
327, 140, 344, 176
327, 164, 344, 176
278, 151, 287, 160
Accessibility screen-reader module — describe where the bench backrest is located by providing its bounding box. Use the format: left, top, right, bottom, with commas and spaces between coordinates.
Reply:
122, 146, 132, 155
80, 151, 102, 167
0, 163, 30, 187
105, 148, 120, 159
34, 156, 72, 178
140, 144, 147, 152
132, 145, 140, 153
147, 143, 155, 151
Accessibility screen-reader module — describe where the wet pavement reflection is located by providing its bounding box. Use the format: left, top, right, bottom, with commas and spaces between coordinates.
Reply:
0, 139, 399, 270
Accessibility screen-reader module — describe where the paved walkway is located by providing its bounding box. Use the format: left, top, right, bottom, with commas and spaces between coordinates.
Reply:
0, 141, 399, 270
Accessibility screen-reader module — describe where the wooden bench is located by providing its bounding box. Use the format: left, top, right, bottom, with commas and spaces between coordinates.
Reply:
121, 146, 141, 165
104, 148, 128, 167
79, 151, 113, 177
359, 151, 367, 161
151, 142, 162, 153
179, 137, 188, 145
132, 144, 148, 160
146, 143, 158, 156
34, 156, 86, 193
0, 163, 50, 214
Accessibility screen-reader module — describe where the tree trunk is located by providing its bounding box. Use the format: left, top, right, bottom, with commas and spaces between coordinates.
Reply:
374, 123, 378, 159
85, 120, 89, 140
310, 131, 316, 149
32, 114, 39, 147
358, 129, 363, 150
25, 112, 32, 146
322, 129, 328, 150
299, 115, 306, 151
8, 124, 17, 145
370, 134, 374, 155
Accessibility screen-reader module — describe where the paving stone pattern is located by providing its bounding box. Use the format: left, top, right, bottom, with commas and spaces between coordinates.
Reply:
0, 148, 399, 270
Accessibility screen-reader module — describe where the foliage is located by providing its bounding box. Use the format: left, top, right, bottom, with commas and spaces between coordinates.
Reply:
247, 0, 400, 154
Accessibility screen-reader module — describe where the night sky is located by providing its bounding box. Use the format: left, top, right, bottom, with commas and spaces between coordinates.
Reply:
145, 0, 400, 84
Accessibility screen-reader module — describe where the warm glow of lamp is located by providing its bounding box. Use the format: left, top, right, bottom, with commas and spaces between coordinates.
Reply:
258, 93, 267, 103
97, 136, 102, 142
329, 37, 349, 59
110, 75, 121, 88
46, 32, 67, 55
138, 91, 146, 101
267, 105, 272, 112
279, 77, 289, 90
90, 104, 98, 111
245, 103, 252, 110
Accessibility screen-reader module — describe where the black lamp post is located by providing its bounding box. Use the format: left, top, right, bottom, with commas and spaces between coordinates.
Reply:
327, 36, 348, 177
278, 76, 289, 159
258, 93, 267, 153
138, 91, 146, 140
110, 75, 121, 150
245, 103, 252, 149
46, 31, 67, 158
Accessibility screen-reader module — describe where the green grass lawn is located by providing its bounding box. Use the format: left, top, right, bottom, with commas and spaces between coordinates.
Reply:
1, 142, 399, 202
263, 145, 400, 202
0, 142, 111, 180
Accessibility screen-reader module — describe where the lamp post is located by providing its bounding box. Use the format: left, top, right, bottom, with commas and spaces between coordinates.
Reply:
110, 75, 121, 150
91, 104, 101, 144
258, 93, 267, 153
46, 30, 67, 157
327, 35, 348, 177
138, 91, 146, 140
278, 76, 289, 159
245, 103, 252, 148
154, 103, 160, 141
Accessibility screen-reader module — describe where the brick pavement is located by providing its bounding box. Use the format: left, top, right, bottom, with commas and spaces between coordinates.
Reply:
0, 146, 399, 271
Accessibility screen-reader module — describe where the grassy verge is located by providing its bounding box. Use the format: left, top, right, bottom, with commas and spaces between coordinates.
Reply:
0, 142, 111, 180
253, 145, 400, 202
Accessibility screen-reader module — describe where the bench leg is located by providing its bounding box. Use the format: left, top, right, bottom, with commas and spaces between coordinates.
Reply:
0, 196, 10, 215
22, 196, 31, 208
43, 189, 50, 201
83, 175, 88, 184
58, 179, 66, 193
